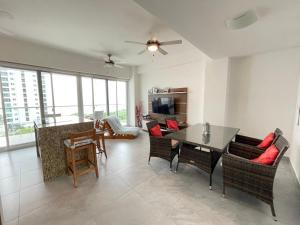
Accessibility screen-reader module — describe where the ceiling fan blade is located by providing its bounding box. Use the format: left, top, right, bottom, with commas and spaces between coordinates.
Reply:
160, 40, 182, 46
158, 47, 168, 55
138, 48, 147, 55
125, 41, 146, 45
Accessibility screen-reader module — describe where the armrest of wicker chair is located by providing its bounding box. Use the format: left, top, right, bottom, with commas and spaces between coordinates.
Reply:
228, 142, 264, 159
223, 153, 276, 178
235, 134, 262, 146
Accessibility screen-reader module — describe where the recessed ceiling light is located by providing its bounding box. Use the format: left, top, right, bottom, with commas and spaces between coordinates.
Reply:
225, 10, 258, 30
0, 10, 14, 20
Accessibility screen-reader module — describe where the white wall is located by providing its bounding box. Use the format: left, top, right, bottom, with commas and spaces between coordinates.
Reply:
128, 67, 140, 126
291, 77, 300, 183
138, 49, 209, 125
0, 36, 131, 79
203, 58, 229, 126
226, 48, 300, 156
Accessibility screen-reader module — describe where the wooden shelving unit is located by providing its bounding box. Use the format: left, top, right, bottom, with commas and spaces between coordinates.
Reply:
148, 87, 188, 124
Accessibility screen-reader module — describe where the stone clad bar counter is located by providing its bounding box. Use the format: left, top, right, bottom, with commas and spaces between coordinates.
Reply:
35, 118, 94, 181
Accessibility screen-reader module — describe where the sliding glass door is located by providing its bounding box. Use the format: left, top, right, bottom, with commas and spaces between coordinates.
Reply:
0, 67, 41, 147
0, 65, 128, 151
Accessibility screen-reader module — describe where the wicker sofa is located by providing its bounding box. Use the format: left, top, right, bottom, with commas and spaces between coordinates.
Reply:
222, 135, 289, 220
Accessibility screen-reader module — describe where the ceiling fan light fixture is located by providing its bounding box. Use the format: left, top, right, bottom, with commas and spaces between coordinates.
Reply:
225, 9, 258, 30
147, 43, 158, 52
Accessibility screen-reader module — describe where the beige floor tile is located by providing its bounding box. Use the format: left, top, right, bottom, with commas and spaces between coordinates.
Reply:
1, 192, 19, 222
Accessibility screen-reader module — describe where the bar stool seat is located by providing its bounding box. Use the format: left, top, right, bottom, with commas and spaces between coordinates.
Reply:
64, 129, 99, 187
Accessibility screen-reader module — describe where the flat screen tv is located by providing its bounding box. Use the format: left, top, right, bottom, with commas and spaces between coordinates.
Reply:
152, 97, 175, 115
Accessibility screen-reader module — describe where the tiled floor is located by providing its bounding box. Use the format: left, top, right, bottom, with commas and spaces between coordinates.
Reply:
0, 132, 300, 225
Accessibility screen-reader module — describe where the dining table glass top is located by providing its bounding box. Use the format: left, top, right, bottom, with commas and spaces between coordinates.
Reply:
166, 123, 240, 152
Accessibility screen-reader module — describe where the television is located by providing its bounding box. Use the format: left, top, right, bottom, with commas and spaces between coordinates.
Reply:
152, 97, 175, 115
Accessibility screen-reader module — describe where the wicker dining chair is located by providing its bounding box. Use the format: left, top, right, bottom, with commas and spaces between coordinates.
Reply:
235, 128, 283, 146
146, 120, 179, 170
177, 143, 222, 189
222, 135, 289, 220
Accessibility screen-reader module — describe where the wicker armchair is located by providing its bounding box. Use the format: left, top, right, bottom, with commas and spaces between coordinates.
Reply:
222, 135, 289, 220
177, 143, 222, 189
230, 128, 283, 159
146, 120, 179, 170
235, 128, 283, 146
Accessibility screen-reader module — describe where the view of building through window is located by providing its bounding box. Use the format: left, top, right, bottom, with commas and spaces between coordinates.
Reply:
0, 66, 128, 150
0, 67, 41, 146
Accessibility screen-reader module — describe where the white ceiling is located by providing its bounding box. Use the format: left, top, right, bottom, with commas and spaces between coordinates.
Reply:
0, 0, 196, 66
135, 0, 300, 58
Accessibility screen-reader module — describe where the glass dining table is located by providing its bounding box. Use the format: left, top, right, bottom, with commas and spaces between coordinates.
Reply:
166, 123, 239, 189
166, 123, 240, 152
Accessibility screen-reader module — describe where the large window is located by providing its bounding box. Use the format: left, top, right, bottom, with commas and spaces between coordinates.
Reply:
107, 80, 127, 124
0, 66, 128, 151
0, 67, 41, 147
52, 74, 78, 122
0, 90, 6, 148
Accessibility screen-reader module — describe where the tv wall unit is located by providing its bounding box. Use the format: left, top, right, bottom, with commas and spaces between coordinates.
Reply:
148, 87, 188, 126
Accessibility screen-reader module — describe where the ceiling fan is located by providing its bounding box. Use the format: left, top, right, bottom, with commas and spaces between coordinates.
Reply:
125, 39, 182, 55
104, 54, 123, 68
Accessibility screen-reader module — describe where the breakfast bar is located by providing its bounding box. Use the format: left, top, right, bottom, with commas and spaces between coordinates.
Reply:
35, 118, 94, 181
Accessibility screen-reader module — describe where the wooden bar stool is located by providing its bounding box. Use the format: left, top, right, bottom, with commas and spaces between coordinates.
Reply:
64, 129, 99, 187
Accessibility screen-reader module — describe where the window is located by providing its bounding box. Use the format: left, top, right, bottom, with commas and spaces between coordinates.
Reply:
41, 72, 78, 123
117, 81, 127, 124
107, 80, 128, 124
0, 93, 6, 148
108, 81, 117, 117
82, 77, 94, 119
0, 66, 129, 150
52, 73, 78, 122
93, 78, 107, 117
0, 67, 41, 146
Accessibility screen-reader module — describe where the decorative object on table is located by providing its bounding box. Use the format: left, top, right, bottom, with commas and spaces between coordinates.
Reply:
223, 135, 289, 220
135, 102, 142, 128
202, 133, 210, 144
203, 122, 210, 135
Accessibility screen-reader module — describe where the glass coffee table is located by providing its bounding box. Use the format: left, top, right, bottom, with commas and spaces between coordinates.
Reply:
166, 123, 239, 189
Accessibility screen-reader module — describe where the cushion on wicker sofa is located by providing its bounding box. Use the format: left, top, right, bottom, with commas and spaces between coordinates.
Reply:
105, 115, 139, 136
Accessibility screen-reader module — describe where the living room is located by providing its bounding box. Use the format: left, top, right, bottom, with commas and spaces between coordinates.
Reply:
0, 0, 300, 225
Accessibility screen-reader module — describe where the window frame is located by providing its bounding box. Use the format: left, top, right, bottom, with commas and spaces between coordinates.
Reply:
0, 65, 129, 151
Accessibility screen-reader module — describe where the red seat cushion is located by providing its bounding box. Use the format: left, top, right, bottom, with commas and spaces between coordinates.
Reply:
166, 119, 179, 131
251, 144, 279, 165
150, 124, 162, 137
257, 132, 275, 149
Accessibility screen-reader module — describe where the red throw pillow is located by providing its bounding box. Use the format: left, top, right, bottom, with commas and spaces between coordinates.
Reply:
257, 132, 275, 149
166, 120, 179, 131
150, 124, 162, 137
251, 144, 279, 165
